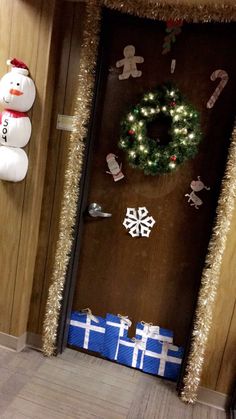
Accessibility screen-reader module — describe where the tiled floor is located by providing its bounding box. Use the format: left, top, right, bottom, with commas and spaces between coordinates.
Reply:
0, 346, 226, 418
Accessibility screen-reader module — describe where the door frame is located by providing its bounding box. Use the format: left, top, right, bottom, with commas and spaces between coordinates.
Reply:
56, 10, 109, 354
43, 2, 236, 404
56, 6, 193, 393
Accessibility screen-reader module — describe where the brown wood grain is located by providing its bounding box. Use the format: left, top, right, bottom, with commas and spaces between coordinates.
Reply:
72, 12, 236, 347
27, 0, 75, 336
28, 1, 87, 336
0, 0, 57, 336
201, 198, 236, 393
10, 0, 58, 337
37, 1, 86, 335
0, 0, 17, 333
7, 0, 43, 336
216, 301, 236, 394
0, 0, 38, 334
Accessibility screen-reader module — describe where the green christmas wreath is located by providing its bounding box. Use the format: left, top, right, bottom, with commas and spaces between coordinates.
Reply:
118, 83, 202, 175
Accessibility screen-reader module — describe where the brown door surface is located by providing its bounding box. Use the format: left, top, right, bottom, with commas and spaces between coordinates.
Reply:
71, 10, 236, 346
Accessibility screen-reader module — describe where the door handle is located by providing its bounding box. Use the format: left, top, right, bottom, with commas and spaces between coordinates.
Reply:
88, 203, 112, 218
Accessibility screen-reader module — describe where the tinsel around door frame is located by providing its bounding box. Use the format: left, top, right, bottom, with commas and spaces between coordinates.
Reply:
42, 0, 236, 404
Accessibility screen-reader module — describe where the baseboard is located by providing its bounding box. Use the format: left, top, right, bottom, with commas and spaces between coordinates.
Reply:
0, 331, 43, 352
0, 331, 27, 352
26, 332, 42, 350
197, 386, 228, 411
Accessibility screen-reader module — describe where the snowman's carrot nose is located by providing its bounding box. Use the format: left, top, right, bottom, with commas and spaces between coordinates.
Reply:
9, 88, 23, 96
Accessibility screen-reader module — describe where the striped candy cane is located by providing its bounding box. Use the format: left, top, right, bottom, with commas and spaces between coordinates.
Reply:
207, 69, 229, 109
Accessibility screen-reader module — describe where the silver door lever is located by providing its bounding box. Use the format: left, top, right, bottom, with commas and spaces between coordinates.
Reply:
88, 203, 112, 218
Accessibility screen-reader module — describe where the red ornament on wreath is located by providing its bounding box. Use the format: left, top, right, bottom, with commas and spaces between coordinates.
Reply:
128, 129, 135, 136
170, 155, 177, 161
170, 101, 176, 107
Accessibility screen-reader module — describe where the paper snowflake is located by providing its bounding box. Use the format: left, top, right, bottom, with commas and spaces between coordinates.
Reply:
123, 207, 156, 237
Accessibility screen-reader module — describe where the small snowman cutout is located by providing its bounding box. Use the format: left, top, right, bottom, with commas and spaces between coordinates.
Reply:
106, 153, 124, 182
116, 45, 144, 80
185, 176, 210, 209
0, 58, 36, 182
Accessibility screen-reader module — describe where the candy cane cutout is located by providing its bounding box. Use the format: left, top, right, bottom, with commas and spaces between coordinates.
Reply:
207, 69, 229, 109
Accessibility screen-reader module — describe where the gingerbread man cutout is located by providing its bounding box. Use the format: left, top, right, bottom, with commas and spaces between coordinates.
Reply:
116, 45, 144, 80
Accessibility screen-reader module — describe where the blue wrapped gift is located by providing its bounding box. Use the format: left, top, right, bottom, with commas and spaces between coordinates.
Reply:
68, 310, 106, 353
143, 339, 184, 381
116, 337, 146, 370
102, 314, 131, 360
135, 321, 173, 344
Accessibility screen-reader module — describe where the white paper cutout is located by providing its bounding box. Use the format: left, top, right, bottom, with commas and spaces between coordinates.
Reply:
171, 59, 176, 74
185, 176, 210, 209
123, 207, 156, 237
106, 153, 124, 182
207, 69, 229, 109
116, 45, 144, 80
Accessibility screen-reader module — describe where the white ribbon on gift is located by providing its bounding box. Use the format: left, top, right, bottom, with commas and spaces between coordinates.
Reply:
118, 314, 132, 327
118, 338, 146, 369
106, 314, 132, 360
70, 308, 105, 350
80, 308, 100, 323
145, 342, 182, 376
132, 338, 146, 369
137, 321, 173, 343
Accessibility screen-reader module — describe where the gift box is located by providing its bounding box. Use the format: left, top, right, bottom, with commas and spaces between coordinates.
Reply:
135, 321, 173, 344
143, 339, 184, 381
68, 310, 106, 353
116, 337, 146, 370
102, 313, 131, 360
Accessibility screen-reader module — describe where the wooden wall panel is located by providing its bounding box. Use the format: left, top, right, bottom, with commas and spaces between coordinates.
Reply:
27, 1, 75, 338
10, 0, 59, 337
37, 3, 86, 335
0, 0, 39, 333
28, 2, 236, 395
0, 0, 17, 333
201, 196, 236, 393
0, 1, 13, 59
0, 0, 58, 336
7, 0, 42, 336
217, 302, 236, 394
28, 1, 86, 336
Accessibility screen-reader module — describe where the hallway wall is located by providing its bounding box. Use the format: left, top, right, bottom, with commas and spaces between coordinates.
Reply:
0, 0, 58, 339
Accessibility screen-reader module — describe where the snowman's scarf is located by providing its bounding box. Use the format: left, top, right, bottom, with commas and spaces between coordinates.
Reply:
0, 109, 28, 123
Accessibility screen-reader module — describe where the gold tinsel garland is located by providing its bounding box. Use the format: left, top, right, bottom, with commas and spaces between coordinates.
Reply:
42, 0, 101, 357
42, 0, 236, 405
181, 121, 236, 403
103, 0, 236, 22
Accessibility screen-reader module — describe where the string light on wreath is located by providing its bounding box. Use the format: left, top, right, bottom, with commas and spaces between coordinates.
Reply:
118, 84, 202, 175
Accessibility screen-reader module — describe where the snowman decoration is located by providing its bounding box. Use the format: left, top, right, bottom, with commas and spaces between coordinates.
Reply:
0, 58, 36, 182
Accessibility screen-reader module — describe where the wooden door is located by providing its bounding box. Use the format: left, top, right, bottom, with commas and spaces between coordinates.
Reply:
70, 10, 236, 347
